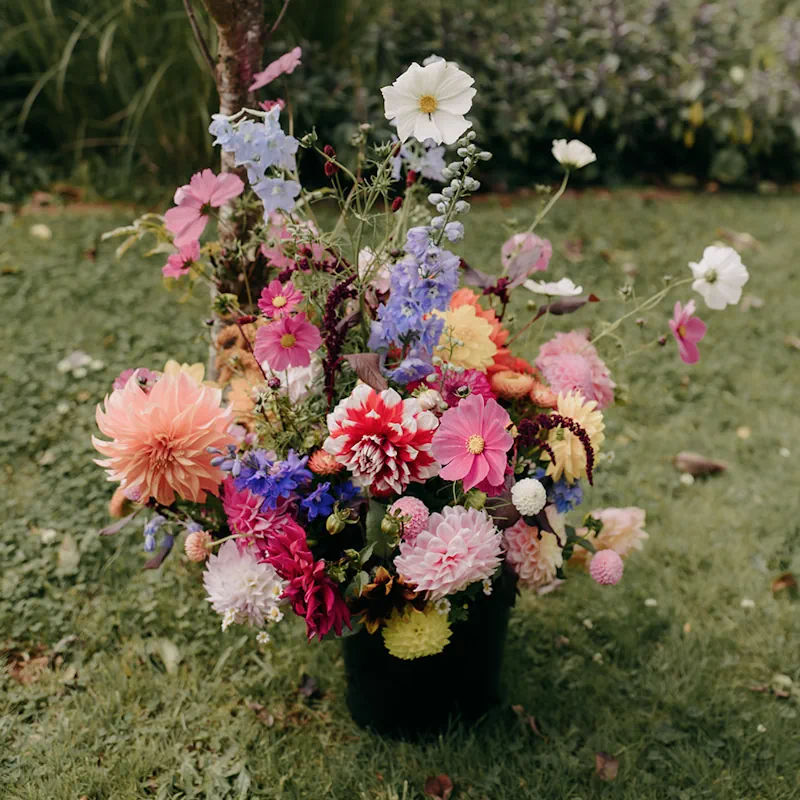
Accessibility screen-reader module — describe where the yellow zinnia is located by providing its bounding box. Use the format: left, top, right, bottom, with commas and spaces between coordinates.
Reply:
433, 305, 497, 370
544, 391, 605, 483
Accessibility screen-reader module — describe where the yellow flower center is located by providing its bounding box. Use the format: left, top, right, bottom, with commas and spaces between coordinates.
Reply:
280, 333, 297, 349
677, 324, 687, 337
272, 295, 287, 308
419, 94, 437, 114
466, 434, 485, 455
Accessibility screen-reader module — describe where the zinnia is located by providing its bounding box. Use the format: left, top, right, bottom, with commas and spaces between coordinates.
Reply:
164, 169, 244, 247
93, 371, 234, 505
323, 385, 439, 497
254, 313, 322, 372
394, 505, 503, 600
431, 393, 513, 491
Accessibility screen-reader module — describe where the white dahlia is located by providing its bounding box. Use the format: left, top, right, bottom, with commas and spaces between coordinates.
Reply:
323, 384, 439, 497
511, 478, 547, 516
504, 506, 566, 590
394, 505, 503, 600
203, 540, 285, 629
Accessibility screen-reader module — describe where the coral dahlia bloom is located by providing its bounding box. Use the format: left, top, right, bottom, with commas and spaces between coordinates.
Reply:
432, 393, 513, 491
504, 508, 565, 590
162, 240, 200, 279
544, 392, 605, 484
434, 304, 497, 370
257, 279, 303, 319
164, 169, 244, 247
93, 371, 234, 505
394, 505, 502, 600
254, 312, 322, 372
323, 385, 439, 497
537, 330, 615, 409
669, 300, 707, 364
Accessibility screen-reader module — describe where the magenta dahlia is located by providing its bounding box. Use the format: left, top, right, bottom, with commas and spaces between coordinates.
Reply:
536, 330, 615, 409
394, 505, 503, 600
323, 385, 439, 497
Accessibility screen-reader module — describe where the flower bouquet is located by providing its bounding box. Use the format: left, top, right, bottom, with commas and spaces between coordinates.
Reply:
98, 55, 749, 735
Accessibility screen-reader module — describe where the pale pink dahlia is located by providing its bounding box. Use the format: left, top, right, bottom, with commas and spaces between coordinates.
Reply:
389, 497, 430, 542
431, 393, 513, 491
93, 371, 234, 505
504, 507, 566, 590
589, 549, 624, 585
590, 506, 648, 557
394, 505, 503, 600
323, 385, 439, 497
536, 330, 615, 409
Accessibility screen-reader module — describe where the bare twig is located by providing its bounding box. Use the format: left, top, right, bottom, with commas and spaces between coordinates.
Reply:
267, 0, 292, 40
182, 0, 217, 76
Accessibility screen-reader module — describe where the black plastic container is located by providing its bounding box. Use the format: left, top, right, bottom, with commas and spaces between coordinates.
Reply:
341, 571, 517, 737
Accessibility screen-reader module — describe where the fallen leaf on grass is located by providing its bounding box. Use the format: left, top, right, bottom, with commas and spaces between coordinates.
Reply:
511, 704, 547, 739
247, 701, 275, 726
56, 533, 81, 576
423, 774, 454, 800
716, 228, 762, 251
3, 644, 51, 685
739, 295, 764, 312
595, 752, 619, 781
673, 451, 728, 476
784, 335, 800, 351
771, 572, 798, 599
297, 673, 322, 700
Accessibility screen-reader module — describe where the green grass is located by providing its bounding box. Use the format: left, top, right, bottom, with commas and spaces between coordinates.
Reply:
2, 192, 800, 799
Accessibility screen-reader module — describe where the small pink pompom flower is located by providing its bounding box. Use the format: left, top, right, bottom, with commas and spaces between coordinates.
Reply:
589, 549, 624, 585
669, 299, 707, 365
431, 393, 513, 491
185, 529, 212, 562
501, 232, 552, 273
249, 46, 302, 91
389, 497, 430, 542
162, 240, 200, 279
257, 279, 303, 318
164, 169, 244, 246
394, 505, 502, 600
254, 312, 322, 372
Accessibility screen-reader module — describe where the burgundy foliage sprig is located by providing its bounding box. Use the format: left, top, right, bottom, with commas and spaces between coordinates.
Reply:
322, 275, 358, 407
518, 413, 596, 485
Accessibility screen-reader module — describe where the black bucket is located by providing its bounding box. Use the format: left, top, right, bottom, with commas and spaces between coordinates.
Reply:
341, 570, 517, 737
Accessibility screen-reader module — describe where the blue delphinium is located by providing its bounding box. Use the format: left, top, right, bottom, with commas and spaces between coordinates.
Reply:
533, 468, 584, 513
234, 450, 274, 497
143, 514, 166, 553
209, 444, 244, 477
331, 480, 361, 504
301, 482, 335, 521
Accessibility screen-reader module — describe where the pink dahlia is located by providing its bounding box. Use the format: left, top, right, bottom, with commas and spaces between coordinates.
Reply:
263, 521, 351, 640
93, 371, 234, 505
669, 299, 707, 365
253, 312, 322, 372
536, 330, 615, 409
162, 240, 200, 279
164, 169, 244, 246
501, 232, 552, 273
504, 507, 566, 589
249, 46, 302, 92
394, 505, 503, 600
323, 385, 439, 497
589, 549, 624, 585
257, 279, 303, 318
388, 497, 430, 542
431, 393, 513, 491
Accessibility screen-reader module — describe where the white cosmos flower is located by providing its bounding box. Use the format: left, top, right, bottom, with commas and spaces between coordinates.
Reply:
381, 60, 476, 146
552, 139, 597, 169
689, 245, 749, 310
524, 277, 583, 297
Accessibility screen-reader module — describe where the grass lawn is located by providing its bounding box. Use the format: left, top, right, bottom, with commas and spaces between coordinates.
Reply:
2, 191, 800, 799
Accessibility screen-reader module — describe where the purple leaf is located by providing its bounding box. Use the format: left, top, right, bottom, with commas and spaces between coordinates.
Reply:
342, 353, 388, 391
506, 244, 544, 287
460, 260, 496, 289
99, 510, 140, 536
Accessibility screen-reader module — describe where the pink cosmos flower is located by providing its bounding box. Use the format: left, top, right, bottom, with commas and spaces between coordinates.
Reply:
162, 240, 200, 279
501, 232, 552, 273
249, 46, 302, 91
164, 169, 244, 246
257, 279, 304, 318
260, 213, 330, 269
93, 371, 234, 505
669, 300, 707, 364
536, 330, 615, 409
112, 367, 160, 392
431, 393, 513, 491
253, 313, 322, 372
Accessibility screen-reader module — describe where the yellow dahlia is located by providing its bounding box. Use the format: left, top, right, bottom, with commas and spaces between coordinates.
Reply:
382, 604, 452, 660
434, 305, 497, 370
543, 391, 605, 483
163, 359, 205, 384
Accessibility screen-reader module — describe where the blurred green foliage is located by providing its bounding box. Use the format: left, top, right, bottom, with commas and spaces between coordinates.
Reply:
2, 0, 800, 196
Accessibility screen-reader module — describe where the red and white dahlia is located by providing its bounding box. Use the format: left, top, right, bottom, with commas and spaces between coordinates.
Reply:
323, 385, 439, 497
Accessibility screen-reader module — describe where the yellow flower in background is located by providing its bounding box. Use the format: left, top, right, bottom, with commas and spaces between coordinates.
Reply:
543, 391, 605, 483
382, 605, 452, 660
163, 359, 205, 384
433, 305, 497, 370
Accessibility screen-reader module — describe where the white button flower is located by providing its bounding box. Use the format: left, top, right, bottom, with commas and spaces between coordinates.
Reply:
381, 60, 476, 146
552, 139, 597, 169
689, 245, 749, 310
524, 277, 583, 296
